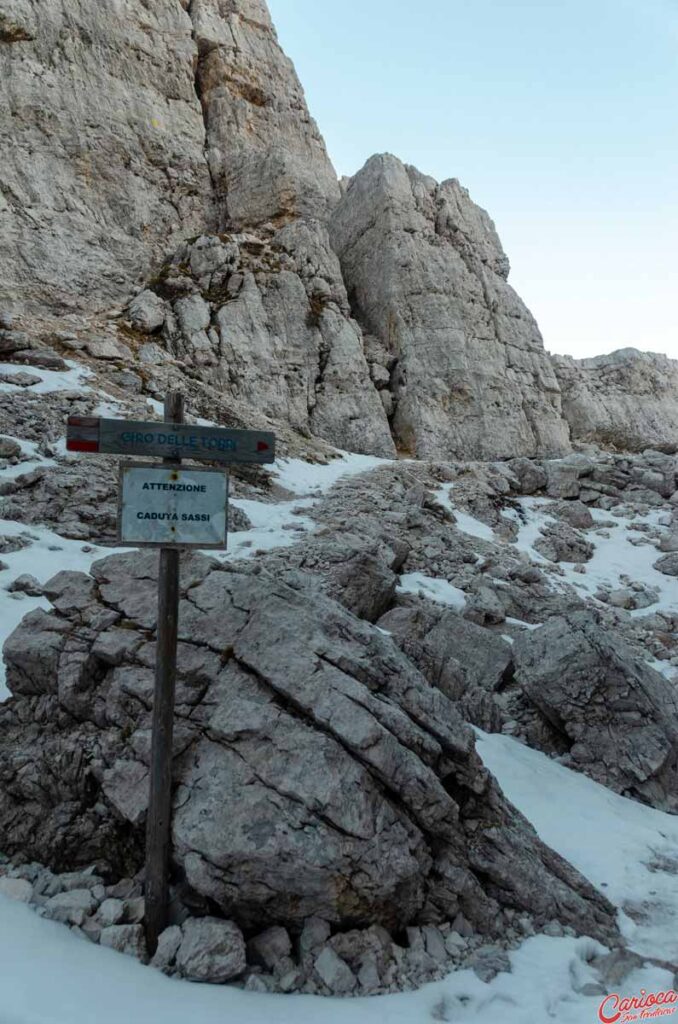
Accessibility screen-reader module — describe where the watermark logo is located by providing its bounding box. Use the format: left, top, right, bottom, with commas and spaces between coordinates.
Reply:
598, 988, 677, 1022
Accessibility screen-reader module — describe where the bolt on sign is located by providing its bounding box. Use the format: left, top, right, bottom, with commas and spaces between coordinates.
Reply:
65, 395, 276, 956
118, 464, 228, 548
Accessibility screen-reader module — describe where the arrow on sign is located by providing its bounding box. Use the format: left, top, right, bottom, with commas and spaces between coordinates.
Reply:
65, 417, 276, 465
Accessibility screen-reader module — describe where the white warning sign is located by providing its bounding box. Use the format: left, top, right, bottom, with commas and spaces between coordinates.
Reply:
118, 463, 228, 548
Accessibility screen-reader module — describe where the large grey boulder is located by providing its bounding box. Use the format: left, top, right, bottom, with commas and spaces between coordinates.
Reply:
0, 550, 617, 944
534, 523, 594, 563
329, 154, 571, 461
513, 611, 678, 811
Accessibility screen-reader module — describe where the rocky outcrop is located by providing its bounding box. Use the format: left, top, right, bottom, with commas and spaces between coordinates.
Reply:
377, 599, 513, 732
0, 550, 618, 946
552, 349, 678, 454
329, 155, 571, 461
0, 0, 340, 319
189, 0, 340, 229
146, 226, 395, 456
513, 612, 678, 812
0, 0, 214, 315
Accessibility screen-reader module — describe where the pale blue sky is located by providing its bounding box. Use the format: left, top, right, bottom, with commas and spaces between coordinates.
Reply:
268, 0, 677, 359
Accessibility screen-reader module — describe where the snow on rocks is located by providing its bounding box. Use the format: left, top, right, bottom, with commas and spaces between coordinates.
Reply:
477, 730, 678, 964
0, 359, 92, 395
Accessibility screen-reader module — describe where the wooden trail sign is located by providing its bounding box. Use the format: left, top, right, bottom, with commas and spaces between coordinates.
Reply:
65, 394, 276, 953
66, 416, 275, 465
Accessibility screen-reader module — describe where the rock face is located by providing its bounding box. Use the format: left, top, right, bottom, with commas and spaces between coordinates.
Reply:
552, 349, 678, 454
0, 0, 214, 315
513, 612, 678, 812
0, 550, 617, 944
377, 600, 513, 731
330, 154, 571, 461
190, 0, 340, 229
149, 226, 395, 457
0, 0, 343, 319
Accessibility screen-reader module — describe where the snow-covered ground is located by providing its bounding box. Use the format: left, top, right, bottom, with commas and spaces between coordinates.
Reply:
0, 361, 93, 395
272, 452, 392, 497
1, 736, 676, 1024
477, 731, 678, 963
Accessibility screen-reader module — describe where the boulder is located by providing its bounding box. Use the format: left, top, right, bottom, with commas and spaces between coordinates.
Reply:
128, 291, 167, 333
377, 600, 512, 730
84, 338, 133, 362
151, 925, 183, 974
0, 437, 21, 459
0, 551, 619, 945
175, 918, 246, 983
544, 462, 581, 499
7, 574, 43, 597
654, 553, 678, 577
513, 612, 678, 811
551, 501, 595, 530
100, 924, 147, 961
507, 458, 547, 495
314, 947, 357, 995
0, 877, 33, 903
247, 926, 292, 971
43, 889, 99, 926
534, 523, 594, 563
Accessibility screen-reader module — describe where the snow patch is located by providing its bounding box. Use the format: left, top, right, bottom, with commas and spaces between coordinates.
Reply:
398, 572, 467, 610
476, 730, 678, 962
224, 498, 316, 559
272, 451, 392, 497
0, 361, 93, 395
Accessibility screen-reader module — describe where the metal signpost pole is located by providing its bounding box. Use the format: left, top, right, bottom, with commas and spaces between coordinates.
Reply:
144, 390, 184, 954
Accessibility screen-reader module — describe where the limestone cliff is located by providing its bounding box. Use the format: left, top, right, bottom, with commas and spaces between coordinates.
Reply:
552, 348, 678, 453
189, 0, 341, 229
330, 155, 571, 461
1, 0, 671, 461
0, 0, 339, 316
0, 0, 214, 314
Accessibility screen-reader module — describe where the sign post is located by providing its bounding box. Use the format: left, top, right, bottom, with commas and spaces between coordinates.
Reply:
66, 398, 275, 955
145, 390, 183, 955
